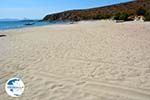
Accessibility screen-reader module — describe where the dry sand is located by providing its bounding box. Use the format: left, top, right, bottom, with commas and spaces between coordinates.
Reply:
0, 20, 150, 100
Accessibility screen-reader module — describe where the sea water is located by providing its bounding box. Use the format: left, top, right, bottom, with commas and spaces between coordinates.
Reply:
0, 20, 67, 30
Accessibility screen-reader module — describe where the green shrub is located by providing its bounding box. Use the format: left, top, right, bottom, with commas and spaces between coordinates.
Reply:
97, 14, 111, 20
113, 12, 121, 20
145, 10, 150, 21
93, 15, 100, 20
119, 12, 129, 21
136, 7, 146, 16
113, 11, 129, 21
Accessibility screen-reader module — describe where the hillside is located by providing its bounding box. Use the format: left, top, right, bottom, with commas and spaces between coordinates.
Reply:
43, 0, 150, 21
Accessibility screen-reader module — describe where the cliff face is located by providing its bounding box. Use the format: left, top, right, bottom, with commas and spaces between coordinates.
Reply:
43, 0, 150, 21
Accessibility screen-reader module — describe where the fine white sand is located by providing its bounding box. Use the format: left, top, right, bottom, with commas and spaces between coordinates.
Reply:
0, 20, 150, 100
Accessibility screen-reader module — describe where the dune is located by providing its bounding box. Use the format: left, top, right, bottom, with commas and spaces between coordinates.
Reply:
0, 20, 150, 100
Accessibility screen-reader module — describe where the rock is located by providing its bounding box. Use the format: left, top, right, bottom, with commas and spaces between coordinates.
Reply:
0, 35, 6, 37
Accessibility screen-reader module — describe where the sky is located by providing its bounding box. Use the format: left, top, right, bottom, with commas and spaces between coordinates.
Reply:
0, 0, 132, 19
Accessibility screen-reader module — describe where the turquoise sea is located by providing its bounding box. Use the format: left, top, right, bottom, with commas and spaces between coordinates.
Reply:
0, 20, 67, 30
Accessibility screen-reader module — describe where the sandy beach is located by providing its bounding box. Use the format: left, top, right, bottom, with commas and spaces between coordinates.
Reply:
0, 20, 150, 100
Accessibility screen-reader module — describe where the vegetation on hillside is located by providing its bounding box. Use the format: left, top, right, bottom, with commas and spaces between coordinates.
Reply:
43, 0, 150, 21
136, 7, 146, 16
113, 11, 130, 21
145, 10, 150, 21
96, 7, 150, 21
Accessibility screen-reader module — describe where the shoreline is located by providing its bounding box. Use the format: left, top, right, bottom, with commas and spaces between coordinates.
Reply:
0, 20, 148, 32
0, 20, 70, 31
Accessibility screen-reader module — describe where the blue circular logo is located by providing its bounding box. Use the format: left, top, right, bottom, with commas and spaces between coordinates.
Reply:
5, 78, 25, 97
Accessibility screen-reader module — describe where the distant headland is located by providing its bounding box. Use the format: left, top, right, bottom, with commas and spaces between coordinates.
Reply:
43, 0, 150, 21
